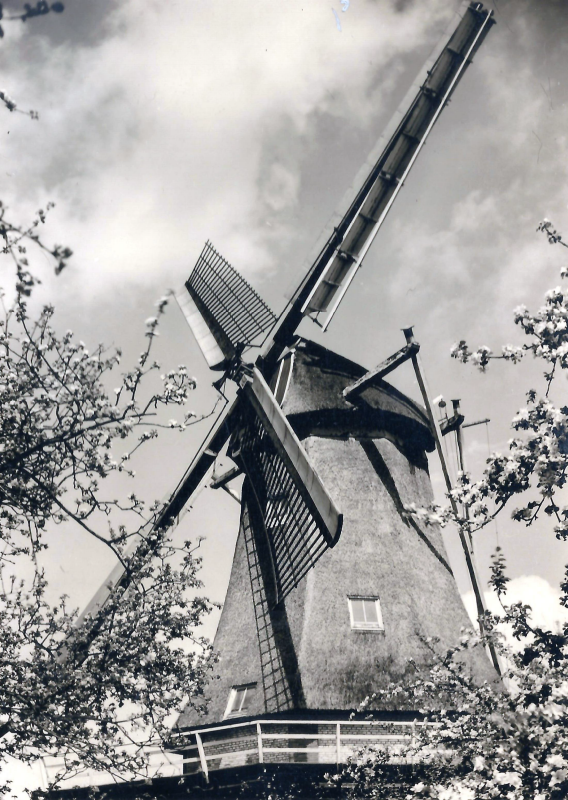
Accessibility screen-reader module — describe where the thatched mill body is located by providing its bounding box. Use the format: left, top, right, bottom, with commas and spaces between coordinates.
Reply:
179, 339, 494, 733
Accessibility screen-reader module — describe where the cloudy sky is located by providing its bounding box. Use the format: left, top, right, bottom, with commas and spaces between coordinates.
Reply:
3, 0, 568, 790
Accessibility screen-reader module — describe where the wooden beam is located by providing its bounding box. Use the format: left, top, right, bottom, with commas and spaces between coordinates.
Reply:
402, 328, 502, 677
343, 341, 420, 400
210, 464, 242, 489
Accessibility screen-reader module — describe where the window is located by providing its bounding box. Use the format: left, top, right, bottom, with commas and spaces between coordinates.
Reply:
348, 597, 384, 631
224, 683, 257, 718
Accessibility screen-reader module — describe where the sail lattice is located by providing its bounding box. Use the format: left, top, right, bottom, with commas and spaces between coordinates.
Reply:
186, 242, 276, 354
237, 401, 331, 603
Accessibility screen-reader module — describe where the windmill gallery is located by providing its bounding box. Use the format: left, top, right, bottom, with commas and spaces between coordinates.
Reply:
50, 3, 501, 797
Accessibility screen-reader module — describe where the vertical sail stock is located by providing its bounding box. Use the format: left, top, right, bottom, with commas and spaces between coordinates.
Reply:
295, 2, 495, 331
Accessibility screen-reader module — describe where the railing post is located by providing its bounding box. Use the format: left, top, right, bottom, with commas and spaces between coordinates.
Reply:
194, 732, 209, 783
257, 721, 264, 764
336, 722, 341, 765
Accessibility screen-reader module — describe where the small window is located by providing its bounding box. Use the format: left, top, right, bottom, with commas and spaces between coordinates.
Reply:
224, 683, 257, 718
348, 597, 384, 631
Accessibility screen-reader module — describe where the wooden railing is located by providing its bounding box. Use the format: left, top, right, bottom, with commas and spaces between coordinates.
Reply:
181, 718, 422, 782
41, 718, 426, 789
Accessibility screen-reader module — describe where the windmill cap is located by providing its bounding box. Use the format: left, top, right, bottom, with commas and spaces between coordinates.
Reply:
277, 339, 435, 453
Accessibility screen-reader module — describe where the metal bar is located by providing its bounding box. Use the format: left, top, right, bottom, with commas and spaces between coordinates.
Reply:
182, 718, 425, 736
453, 399, 466, 476
402, 329, 501, 676
262, 748, 329, 754
336, 723, 341, 764
343, 341, 420, 399
452, 399, 474, 553
334, 734, 412, 740
189, 747, 259, 763
194, 732, 209, 782
259, 732, 411, 741
462, 417, 490, 429
261, 733, 335, 741
182, 736, 255, 751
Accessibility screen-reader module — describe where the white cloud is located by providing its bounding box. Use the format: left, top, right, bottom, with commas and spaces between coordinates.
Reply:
463, 574, 568, 642
0, 0, 453, 299
261, 162, 300, 212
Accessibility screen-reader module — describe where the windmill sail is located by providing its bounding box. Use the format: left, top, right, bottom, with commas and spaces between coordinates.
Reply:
261, 1, 495, 364
235, 368, 342, 602
76, 398, 240, 624
176, 241, 277, 370
302, 2, 494, 321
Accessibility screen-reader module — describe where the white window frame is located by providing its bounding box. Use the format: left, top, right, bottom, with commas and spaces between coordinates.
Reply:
224, 683, 257, 719
348, 596, 384, 632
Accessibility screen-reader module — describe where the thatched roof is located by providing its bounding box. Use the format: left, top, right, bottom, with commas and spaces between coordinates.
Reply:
280, 339, 435, 453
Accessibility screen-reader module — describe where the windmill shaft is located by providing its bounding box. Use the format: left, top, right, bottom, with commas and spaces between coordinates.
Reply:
321, 5, 494, 328
75, 398, 238, 627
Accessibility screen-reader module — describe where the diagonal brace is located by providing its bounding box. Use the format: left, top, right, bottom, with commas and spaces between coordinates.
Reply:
343, 341, 420, 400
210, 465, 242, 488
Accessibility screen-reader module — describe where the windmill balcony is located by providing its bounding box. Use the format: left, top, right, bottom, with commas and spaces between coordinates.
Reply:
178, 717, 427, 781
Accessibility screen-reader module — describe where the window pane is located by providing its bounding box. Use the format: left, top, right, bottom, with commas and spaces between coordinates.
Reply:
227, 684, 257, 716
240, 687, 252, 711
363, 600, 379, 624
233, 688, 246, 712
350, 599, 365, 623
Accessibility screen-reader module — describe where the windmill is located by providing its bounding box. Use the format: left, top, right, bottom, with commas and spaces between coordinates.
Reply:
76, 0, 498, 785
